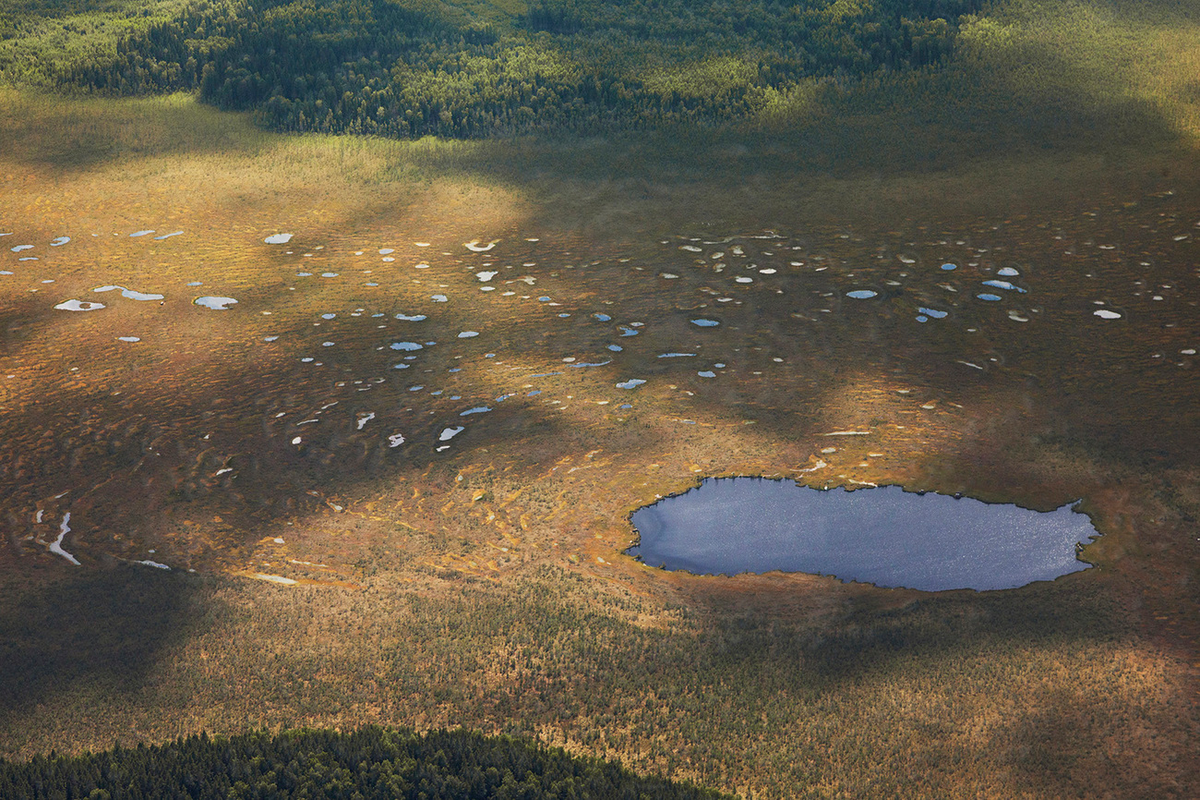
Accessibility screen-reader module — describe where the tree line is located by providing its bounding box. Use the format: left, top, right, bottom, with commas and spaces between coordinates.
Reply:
59, 0, 986, 138
0, 725, 728, 798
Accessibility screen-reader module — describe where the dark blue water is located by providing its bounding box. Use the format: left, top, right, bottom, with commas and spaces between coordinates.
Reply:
627, 478, 1099, 591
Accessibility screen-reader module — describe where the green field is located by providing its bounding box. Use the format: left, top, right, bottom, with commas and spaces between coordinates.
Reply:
0, 1, 1197, 797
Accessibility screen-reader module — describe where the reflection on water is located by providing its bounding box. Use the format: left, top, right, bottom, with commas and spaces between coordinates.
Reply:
193, 296, 238, 310
628, 478, 1098, 591
53, 299, 104, 311
94, 285, 165, 302
47, 512, 80, 566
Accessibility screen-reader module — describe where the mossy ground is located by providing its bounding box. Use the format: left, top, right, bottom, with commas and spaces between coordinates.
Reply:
0, 1, 1198, 797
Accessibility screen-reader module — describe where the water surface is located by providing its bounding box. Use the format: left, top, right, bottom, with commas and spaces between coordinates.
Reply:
628, 478, 1098, 591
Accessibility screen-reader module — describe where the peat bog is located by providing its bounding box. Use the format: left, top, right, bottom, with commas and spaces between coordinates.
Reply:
1, 0, 1199, 796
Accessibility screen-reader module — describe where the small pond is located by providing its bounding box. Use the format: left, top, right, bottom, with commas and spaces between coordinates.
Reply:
627, 478, 1099, 591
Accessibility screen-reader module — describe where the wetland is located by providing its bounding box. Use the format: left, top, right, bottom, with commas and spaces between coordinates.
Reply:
1, 0, 1199, 797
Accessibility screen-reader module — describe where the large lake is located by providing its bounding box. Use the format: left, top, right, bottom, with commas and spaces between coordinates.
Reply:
627, 478, 1100, 591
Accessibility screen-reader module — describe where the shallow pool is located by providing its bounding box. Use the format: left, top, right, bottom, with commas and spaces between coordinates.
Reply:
627, 478, 1098, 591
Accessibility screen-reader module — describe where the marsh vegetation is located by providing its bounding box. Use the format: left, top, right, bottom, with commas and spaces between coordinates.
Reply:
0, 0, 1198, 797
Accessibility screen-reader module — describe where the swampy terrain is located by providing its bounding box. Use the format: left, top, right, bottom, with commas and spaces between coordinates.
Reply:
1, 0, 1198, 797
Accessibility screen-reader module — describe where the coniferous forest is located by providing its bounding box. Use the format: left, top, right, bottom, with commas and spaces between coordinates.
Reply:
0, 726, 727, 799
54, 0, 984, 137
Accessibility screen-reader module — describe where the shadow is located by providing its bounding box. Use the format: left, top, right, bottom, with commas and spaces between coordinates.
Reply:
0, 180, 1194, 729
6, 0, 1197, 218
0, 224, 689, 567
0, 564, 200, 736
987, 675, 1198, 799
369, 562, 1182, 797
0, 91, 272, 176
713, 576, 1192, 797
809, 579, 1122, 681
377, 45, 1193, 238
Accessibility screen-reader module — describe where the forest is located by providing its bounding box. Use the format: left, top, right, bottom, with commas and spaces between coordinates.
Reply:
0, 726, 727, 798
46, 0, 985, 137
